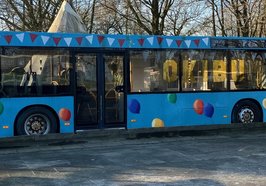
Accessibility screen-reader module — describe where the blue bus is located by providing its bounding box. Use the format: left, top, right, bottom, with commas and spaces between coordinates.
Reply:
0, 31, 265, 138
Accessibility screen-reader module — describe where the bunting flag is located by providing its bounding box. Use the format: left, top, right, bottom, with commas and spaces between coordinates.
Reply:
147, 37, 154, 45
138, 38, 144, 46
4, 35, 12, 44
2, 31, 254, 50
53, 37, 61, 46
194, 39, 200, 47
166, 38, 173, 47
30, 33, 38, 42
118, 39, 125, 47
157, 37, 163, 45
16, 33, 25, 43
202, 37, 209, 46
184, 40, 191, 48
107, 37, 115, 46
85, 35, 93, 44
64, 37, 72, 46
176, 40, 182, 47
97, 35, 104, 44
41, 35, 50, 45
76, 37, 83, 45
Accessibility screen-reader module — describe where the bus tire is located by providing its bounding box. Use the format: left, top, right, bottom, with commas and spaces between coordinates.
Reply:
232, 100, 262, 124
16, 107, 57, 136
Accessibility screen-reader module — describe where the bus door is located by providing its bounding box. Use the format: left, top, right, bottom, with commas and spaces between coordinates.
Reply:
75, 53, 125, 129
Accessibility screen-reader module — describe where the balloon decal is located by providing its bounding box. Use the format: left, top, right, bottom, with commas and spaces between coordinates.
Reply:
152, 118, 164, 128
262, 98, 266, 109
0, 102, 4, 115
204, 103, 214, 118
193, 99, 204, 115
167, 94, 177, 104
59, 108, 71, 121
193, 99, 214, 118
128, 99, 140, 114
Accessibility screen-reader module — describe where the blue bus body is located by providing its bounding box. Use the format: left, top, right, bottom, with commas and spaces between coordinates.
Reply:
0, 97, 74, 137
0, 31, 265, 138
127, 92, 266, 129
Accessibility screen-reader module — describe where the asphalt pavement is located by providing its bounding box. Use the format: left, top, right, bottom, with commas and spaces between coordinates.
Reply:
0, 128, 266, 185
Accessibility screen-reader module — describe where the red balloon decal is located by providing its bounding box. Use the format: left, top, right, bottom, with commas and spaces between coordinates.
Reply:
193, 99, 204, 115
59, 108, 71, 121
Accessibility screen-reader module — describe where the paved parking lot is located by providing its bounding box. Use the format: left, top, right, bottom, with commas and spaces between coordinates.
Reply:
0, 129, 266, 185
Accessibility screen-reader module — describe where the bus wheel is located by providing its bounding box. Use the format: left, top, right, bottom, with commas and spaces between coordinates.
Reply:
232, 100, 262, 124
16, 107, 57, 136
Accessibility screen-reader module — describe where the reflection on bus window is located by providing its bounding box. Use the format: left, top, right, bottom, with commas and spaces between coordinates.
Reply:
0, 48, 71, 96
130, 50, 180, 92
231, 51, 266, 90
182, 50, 227, 91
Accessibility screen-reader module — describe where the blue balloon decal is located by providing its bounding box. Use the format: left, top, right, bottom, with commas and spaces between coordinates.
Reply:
204, 103, 214, 118
128, 99, 140, 114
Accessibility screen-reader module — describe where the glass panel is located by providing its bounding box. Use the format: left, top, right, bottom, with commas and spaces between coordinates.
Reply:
230, 51, 266, 90
182, 50, 227, 91
0, 48, 71, 97
76, 54, 97, 124
104, 55, 124, 123
130, 50, 180, 92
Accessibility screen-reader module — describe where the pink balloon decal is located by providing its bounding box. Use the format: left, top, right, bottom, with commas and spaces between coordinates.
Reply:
128, 99, 140, 114
204, 103, 214, 118
193, 99, 204, 115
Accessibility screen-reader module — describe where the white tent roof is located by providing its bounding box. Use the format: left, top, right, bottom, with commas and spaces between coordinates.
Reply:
48, 0, 86, 33
22, 1, 86, 86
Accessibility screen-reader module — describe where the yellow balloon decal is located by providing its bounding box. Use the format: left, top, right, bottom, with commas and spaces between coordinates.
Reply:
152, 118, 165, 128
263, 98, 266, 109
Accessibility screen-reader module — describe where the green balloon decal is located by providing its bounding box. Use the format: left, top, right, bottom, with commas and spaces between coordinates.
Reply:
0, 102, 4, 115
167, 94, 177, 104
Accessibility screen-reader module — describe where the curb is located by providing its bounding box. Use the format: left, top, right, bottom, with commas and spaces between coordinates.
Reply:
0, 123, 266, 148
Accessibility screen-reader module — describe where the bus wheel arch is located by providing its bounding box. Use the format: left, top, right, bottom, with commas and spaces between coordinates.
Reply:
231, 99, 263, 124
14, 105, 60, 136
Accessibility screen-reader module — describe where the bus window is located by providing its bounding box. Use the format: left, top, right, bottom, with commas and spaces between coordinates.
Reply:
130, 50, 180, 92
231, 51, 266, 90
0, 48, 71, 96
182, 50, 227, 91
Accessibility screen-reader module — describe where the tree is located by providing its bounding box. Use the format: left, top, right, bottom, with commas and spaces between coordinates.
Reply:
125, 0, 175, 35
0, 0, 62, 31
166, 0, 208, 36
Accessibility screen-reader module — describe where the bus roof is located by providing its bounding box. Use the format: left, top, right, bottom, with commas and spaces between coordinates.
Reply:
0, 31, 265, 49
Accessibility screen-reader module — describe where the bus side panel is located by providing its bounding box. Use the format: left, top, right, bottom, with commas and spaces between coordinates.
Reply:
127, 92, 266, 129
0, 96, 74, 137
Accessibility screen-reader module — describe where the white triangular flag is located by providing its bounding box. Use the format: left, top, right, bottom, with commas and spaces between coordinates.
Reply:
16, 33, 25, 43
41, 35, 50, 45
64, 38, 72, 46
147, 37, 154, 45
184, 40, 191, 48
166, 38, 173, 47
202, 38, 209, 46
85, 35, 93, 44
107, 37, 115, 46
